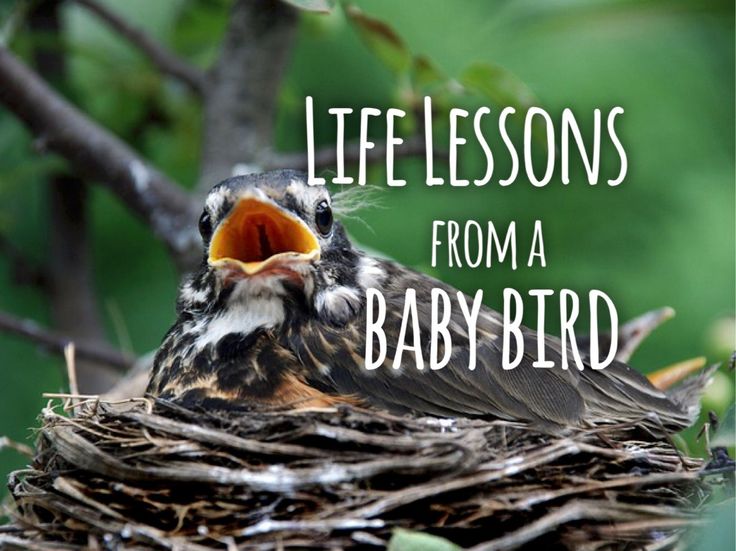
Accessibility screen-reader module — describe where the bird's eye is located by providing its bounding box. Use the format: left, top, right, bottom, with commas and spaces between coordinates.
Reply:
198, 211, 213, 241
315, 200, 333, 236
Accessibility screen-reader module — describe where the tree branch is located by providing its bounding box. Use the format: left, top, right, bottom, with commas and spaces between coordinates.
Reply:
262, 135, 446, 172
72, 0, 206, 96
30, 0, 119, 393
198, 0, 298, 190
45, 177, 102, 352
0, 311, 134, 372
0, 46, 201, 270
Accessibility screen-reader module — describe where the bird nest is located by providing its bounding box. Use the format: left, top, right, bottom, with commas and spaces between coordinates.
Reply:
1, 397, 731, 550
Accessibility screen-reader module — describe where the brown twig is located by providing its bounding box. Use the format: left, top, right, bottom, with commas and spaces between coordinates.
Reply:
0, 46, 201, 270
0, 436, 34, 458
72, 0, 206, 96
63, 343, 79, 411
0, 311, 134, 371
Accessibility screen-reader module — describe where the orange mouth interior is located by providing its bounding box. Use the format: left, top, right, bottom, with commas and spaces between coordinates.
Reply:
208, 197, 320, 275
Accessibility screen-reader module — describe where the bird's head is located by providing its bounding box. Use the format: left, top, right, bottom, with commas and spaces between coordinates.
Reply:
194, 170, 358, 304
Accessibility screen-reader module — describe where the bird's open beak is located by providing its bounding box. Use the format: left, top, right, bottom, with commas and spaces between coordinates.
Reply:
208, 197, 320, 276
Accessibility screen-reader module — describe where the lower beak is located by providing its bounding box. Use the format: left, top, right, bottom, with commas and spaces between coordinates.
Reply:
208, 197, 320, 275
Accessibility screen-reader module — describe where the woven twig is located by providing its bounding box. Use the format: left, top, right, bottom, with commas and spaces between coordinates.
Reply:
1, 398, 731, 550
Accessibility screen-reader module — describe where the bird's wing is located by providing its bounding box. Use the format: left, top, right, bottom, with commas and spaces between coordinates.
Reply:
291, 258, 692, 431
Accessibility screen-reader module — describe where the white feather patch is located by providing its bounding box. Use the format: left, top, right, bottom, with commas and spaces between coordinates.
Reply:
315, 285, 361, 324
356, 256, 386, 290
180, 282, 209, 304
194, 298, 284, 348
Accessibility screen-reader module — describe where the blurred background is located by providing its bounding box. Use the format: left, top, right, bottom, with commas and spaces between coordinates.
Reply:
0, 0, 733, 510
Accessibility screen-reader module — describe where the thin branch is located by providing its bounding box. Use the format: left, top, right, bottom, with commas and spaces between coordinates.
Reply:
0, 46, 201, 270
198, 0, 299, 191
72, 0, 206, 96
0, 311, 134, 371
0, 436, 34, 458
30, 0, 118, 394
262, 134, 446, 172
45, 176, 118, 391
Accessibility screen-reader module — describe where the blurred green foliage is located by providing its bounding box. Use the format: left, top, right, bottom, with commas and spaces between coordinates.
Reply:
0, 0, 733, 518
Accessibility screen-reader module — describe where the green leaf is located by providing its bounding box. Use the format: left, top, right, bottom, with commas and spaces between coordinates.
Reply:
460, 61, 537, 111
345, 5, 411, 75
0, 0, 33, 47
412, 55, 445, 89
280, 0, 335, 13
388, 529, 461, 551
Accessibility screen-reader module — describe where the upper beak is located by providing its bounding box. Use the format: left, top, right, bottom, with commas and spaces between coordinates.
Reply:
208, 196, 320, 275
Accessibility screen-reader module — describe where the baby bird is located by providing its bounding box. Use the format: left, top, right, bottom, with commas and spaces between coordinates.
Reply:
148, 170, 707, 433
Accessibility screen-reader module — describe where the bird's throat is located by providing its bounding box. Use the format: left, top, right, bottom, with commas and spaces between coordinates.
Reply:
208, 196, 320, 275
